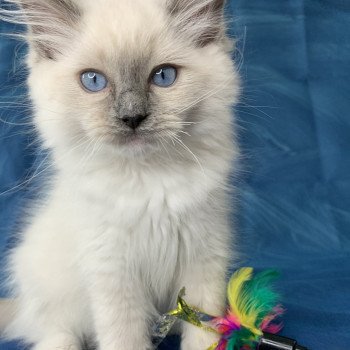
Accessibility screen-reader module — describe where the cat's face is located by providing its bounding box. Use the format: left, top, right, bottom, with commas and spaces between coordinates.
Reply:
18, 0, 238, 158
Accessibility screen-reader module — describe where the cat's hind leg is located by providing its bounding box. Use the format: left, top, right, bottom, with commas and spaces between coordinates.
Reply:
6, 230, 91, 349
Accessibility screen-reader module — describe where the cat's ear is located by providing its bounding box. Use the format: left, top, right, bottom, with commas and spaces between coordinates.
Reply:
167, 0, 226, 46
8, 0, 81, 59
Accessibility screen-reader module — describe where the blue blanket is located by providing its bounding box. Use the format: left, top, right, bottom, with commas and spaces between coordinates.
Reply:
1, 1, 350, 349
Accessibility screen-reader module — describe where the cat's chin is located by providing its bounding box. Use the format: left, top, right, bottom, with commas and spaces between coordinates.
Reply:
103, 132, 161, 158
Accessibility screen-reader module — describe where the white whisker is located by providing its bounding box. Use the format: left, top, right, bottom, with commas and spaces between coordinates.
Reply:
0, 135, 91, 196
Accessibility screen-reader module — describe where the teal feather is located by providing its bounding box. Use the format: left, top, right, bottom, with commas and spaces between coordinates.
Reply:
226, 328, 256, 350
240, 269, 280, 329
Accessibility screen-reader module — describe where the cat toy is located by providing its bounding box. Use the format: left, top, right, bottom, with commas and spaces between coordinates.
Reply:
152, 267, 307, 350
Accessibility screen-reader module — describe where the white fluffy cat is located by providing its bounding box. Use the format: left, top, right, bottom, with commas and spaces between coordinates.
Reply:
1, 0, 240, 349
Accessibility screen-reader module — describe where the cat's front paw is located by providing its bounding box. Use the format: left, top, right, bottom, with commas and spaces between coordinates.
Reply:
32, 334, 80, 350
99, 339, 153, 350
181, 325, 220, 350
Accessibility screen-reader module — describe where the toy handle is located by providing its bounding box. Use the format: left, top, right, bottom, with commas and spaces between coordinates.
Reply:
259, 333, 308, 350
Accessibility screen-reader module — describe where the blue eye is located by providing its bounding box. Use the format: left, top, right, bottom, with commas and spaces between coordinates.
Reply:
152, 66, 177, 87
80, 71, 108, 92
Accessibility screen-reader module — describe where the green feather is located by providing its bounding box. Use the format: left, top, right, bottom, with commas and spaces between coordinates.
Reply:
227, 328, 256, 350
238, 270, 280, 330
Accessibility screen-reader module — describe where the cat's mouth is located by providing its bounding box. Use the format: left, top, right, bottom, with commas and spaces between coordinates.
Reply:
99, 126, 178, 155
122, 132, 149, 146
106, 129, 161, 152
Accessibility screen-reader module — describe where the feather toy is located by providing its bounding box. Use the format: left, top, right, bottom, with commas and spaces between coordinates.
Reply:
152, 267, 284, 350
210, 267, 283, 350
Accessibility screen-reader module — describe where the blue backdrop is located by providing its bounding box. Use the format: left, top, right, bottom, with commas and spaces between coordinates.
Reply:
1, 1, 350, 349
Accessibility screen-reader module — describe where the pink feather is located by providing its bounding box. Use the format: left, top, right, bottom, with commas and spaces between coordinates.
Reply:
212, 311, 241, 335
261, 305, 284, 334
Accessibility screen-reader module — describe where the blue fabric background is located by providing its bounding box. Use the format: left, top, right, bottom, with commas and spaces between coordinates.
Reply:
1, 1, 350, 349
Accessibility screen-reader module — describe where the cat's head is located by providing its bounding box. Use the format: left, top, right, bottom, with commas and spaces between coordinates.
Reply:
4, 0, 239, 161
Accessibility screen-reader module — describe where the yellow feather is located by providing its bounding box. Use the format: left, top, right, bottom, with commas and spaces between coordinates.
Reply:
227, 267, 262, 336
227, 267, 253, 319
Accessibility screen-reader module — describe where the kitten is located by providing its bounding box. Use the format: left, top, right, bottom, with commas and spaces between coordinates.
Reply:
1, 0, 240, 349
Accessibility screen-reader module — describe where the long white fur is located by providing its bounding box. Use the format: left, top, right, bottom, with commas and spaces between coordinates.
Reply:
1, 0, 240, 349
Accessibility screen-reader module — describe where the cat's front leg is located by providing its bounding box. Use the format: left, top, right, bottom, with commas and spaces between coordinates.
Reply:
88, 274, 153, 350
84, 243, 153, 350
180, 260, 228, 350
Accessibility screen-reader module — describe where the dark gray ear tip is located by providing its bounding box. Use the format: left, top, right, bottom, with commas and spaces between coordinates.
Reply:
207, 0, 227, 10
15, 0, 81, 16
167, 0, 228, 47
168, 0, 226, 14
7, 0, 82, 59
